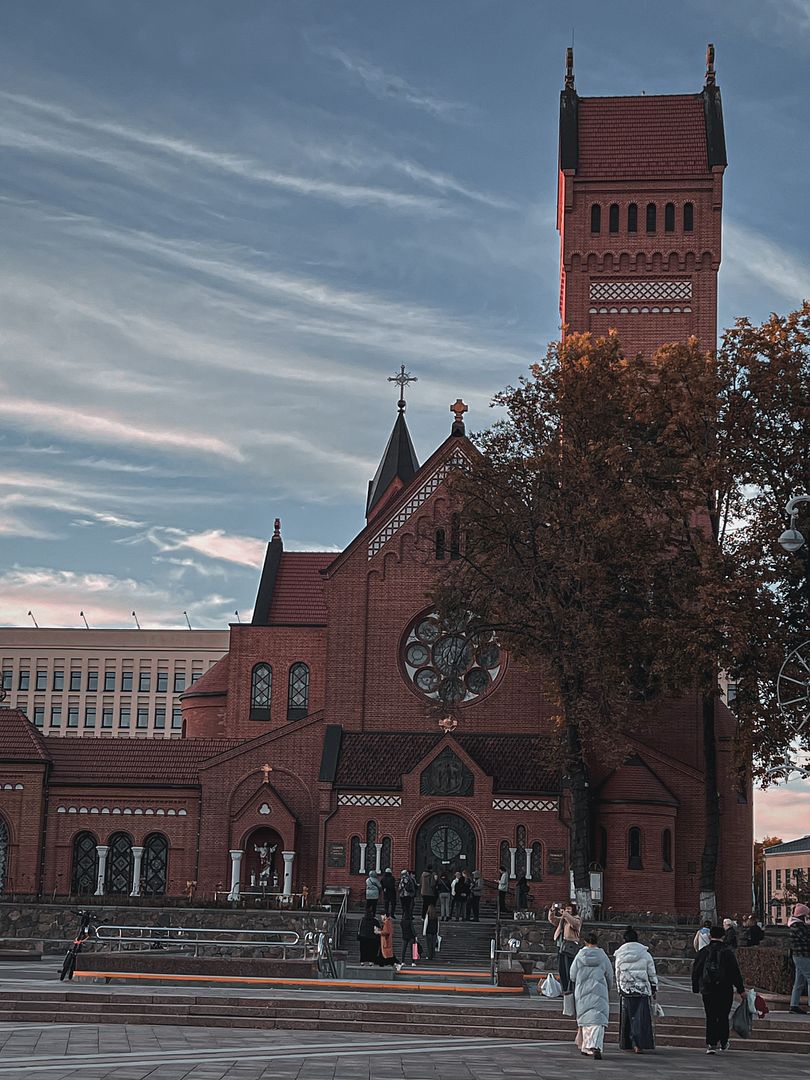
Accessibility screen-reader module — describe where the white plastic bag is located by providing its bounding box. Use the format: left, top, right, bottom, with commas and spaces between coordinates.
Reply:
541, 973, 563, 998
653, 1001, 665, 1018
436, 934, 442, 952
562, 992, 575, 1016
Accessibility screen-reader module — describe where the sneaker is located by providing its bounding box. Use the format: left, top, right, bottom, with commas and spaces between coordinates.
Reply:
592, 1048, 602, 1060
719, 1043, 728, 1052
706, 1047, 717, 1054
790, 1006, 808, 1015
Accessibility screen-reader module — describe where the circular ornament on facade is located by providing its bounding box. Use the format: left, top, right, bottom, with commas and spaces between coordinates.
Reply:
401, 610, 504, 705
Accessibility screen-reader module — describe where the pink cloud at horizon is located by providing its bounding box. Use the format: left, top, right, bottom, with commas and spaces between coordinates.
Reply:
755, 782, 810, 842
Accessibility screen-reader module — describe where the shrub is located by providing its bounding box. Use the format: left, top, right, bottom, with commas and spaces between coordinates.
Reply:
737, 947, 794, 995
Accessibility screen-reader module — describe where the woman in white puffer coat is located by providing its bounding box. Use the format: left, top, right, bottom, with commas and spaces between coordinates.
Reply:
614, 926, 658, 1053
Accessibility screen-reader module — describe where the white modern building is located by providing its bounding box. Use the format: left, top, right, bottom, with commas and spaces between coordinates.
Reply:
0, 628, 229, 737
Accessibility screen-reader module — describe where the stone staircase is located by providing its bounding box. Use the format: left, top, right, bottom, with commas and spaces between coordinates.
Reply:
343, 912, 497, 968
0, 989, 807, 1053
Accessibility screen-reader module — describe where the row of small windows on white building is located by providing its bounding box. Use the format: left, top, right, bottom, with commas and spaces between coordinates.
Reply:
22, 704, 184, 730
590, 202, 694, 235
768, 867, 810, 891
3, 667, 194, 693
250, 662, 310, 721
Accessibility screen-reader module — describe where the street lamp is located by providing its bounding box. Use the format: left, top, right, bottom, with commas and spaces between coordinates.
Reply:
778, 494, 809, 553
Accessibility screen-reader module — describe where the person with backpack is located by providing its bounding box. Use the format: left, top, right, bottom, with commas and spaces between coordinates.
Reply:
398, 868, 416, 921
380, 867, 397, 917
365, 870, 381, 915
691, 924, 745, 1053
420, 865, 436, 916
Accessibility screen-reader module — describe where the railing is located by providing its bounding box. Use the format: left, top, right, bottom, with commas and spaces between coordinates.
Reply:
333, 890, 348, 948
93, 924, 313, 959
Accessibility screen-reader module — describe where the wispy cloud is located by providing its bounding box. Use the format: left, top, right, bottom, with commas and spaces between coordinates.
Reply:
725, 220, 810, 304
321, 46, 475, 123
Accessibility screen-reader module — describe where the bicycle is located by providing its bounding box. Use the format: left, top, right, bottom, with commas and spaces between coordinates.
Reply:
59, 909, 96, 981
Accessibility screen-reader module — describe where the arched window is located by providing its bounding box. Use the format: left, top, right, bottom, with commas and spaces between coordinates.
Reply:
662, 829, 673, 872
350, 836, 362, 875
590, 204, 601, 233
628, 827, 643, 870
627, 203, 638, 233
449, 513, 462, 560
250, 663, 272, 721
664, 202, 675, 233
287, 663, 309, 721
71, 831, 98, 895
381, 836, 392, 872
646, 203, 656, 233
683, 202, 694, 232
499, 840, 510, 874
0, 816, 9, 892
530, 841, 543, 880
143, 833, 169, 895
515, 825, 527, 876
366, 820, 377, 847
609, 204, 619, 233
105, 832, 133, 895
435, 528, 446, 561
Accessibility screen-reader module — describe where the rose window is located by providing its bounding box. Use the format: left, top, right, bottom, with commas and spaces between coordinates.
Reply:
402, 611, 503, 704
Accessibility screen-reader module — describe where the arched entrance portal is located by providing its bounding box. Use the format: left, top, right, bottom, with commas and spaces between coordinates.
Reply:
414, 813, 476, 876
243, 827, 283, 890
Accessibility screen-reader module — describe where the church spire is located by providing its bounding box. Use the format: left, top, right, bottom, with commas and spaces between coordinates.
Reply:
366, 367, 420, 519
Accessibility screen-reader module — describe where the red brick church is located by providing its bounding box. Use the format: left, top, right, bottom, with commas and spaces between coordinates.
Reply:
0, 48, 751, 915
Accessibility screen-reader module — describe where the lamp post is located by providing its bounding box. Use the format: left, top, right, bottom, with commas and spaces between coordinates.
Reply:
778, 494, 809, 554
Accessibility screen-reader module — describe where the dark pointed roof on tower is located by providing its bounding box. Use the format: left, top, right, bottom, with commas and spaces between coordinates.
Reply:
366, 408, 420, 519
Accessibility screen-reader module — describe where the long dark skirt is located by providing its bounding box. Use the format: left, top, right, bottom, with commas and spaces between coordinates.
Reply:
359, 937, 379, 964
619, 993, 656, 1050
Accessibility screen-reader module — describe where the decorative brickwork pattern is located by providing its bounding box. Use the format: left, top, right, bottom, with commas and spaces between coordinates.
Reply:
492, 798, 558, 812
589, 280, 692, 302
0, 783, 23, 791
56, 805, 187, 816
337, 794, 402, 807
368, 448, 469, 558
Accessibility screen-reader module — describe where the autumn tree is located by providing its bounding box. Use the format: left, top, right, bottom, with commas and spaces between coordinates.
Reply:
432, 332, 680, 918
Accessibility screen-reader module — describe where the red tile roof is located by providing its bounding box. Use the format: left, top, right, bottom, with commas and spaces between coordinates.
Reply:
577, 95, 708, 178
45, 737, 243, 786
334, 732, 559, 794
268, 553, 333, 625
598, 755, 678, 806
0, 708, 51, 762
181, 655, 229, 699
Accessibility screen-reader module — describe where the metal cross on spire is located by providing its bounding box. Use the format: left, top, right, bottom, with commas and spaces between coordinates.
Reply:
388, 364, 418, 411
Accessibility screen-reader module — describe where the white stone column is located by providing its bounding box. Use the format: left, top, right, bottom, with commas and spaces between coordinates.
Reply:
227, 849, 243, 901
525, 851, 532, 882
94, 845, 108, 896
282, 851, 295, 896
374, 842, 383, 874
509, 846, 517, 879
358, 842, 367, 874
130, 846, 144, 897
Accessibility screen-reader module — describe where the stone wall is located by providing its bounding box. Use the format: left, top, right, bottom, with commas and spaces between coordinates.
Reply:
0, 902, 338, 954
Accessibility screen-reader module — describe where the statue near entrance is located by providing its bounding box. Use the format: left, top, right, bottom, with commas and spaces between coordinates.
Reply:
254, 841, 278, 886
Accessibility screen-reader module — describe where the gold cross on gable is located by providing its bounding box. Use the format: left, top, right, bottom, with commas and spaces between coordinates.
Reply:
261, 762, 272, 784
450, 399, 468, 424
388, 365, 418, 410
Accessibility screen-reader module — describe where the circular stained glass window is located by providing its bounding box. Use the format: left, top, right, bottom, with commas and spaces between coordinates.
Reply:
401, 611, 504, 705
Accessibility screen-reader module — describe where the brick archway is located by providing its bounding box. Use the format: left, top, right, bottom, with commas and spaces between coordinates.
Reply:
414, 812, 476, 877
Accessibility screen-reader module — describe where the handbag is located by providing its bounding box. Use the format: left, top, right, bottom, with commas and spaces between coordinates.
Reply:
560, 938, 580, 958
731, 993, 753, 1039
436, 934, 442, 952
653, 1001, 665, 1017
562, 992, 575, 1016
411, 941, 419, 961
541, 973, 563, 998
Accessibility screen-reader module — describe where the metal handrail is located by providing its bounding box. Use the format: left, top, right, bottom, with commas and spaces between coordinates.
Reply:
93, 924, 308, 959
334, 891, 348, 947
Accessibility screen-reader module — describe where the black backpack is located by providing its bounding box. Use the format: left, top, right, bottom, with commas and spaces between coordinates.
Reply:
700, 946, 723, 993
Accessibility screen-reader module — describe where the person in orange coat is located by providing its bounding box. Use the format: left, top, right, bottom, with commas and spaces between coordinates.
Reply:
376, 914, 397, 967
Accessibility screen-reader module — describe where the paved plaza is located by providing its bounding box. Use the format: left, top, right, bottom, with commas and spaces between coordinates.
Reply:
0, 1021, 808, 1080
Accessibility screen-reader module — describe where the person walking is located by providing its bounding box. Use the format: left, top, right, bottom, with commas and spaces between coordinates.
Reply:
420, 865, 436, 916
497, 866, 509, 914
470, 870, 483, 922
380, 868, 397, 917
549, 900, 582, 996
614, 926, 658, 1053
365, 870, 381, 915
436, 872, 452, 920
398, 869, 416, 921
569, 931, 613, 1059
788, 902, 810, 1014
400, 913, 417, 967
740, 914, 764, 948
693, 918, 712, 952
357, 909, 381, 967
376, 913, 396, 967
422, 903, 440, 961
722, 918, 738, 951
691, 924, 745, 1053
462, 870, 474, 920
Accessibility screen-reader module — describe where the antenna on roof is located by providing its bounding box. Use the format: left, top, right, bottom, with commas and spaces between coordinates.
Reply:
27, 610, 39, 629
234, 610, 241, 624
183, 611, 192, 630
80, 611, 90, 630
132, 610, 141, 630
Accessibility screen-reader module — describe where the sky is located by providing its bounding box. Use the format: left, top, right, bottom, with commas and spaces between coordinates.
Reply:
0, 1, 808, 838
